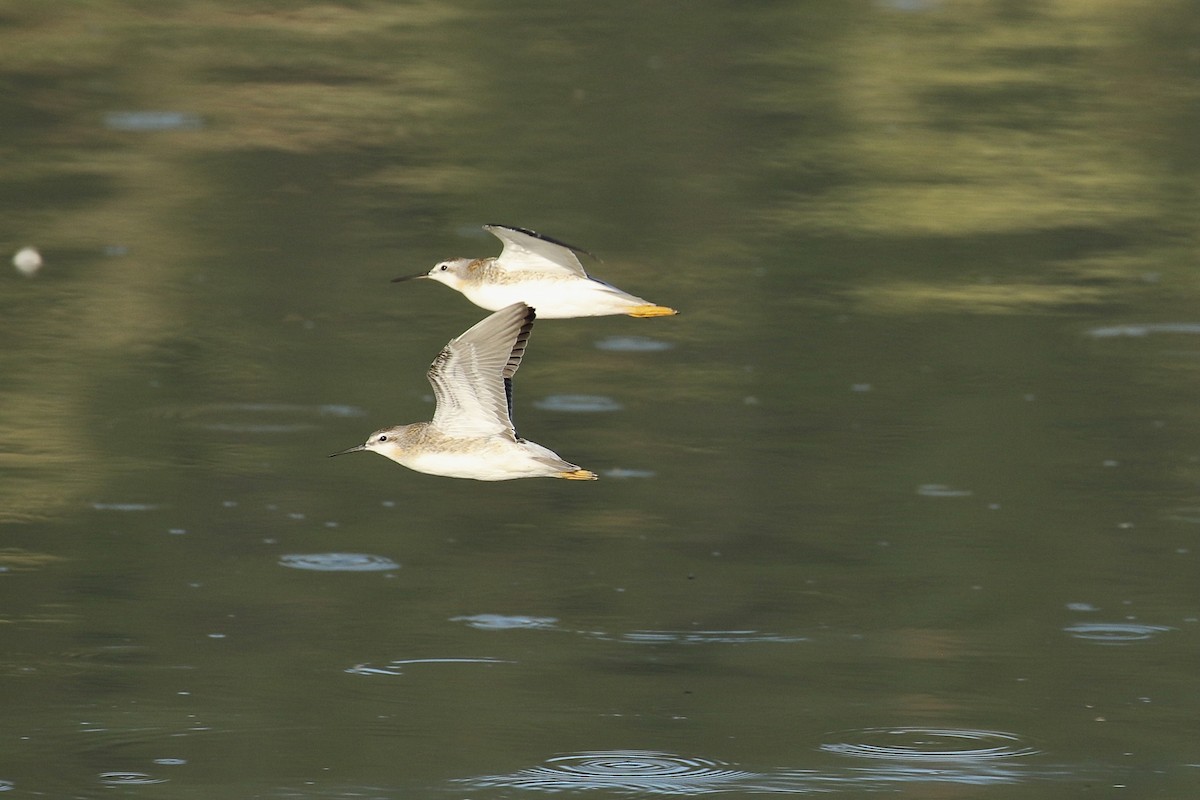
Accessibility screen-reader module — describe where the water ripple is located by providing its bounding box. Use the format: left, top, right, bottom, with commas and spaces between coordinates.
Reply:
1063, 622, 1175, 644
278, 553, 399, 572
610, 630, 809, 645
594, 335, 674, 352
1165, 507, 1200, 524
98, 771, 167, 786
451, 614, 559, 631
453, 747, 1098, 795
601, 467, 658, 479
460, 750, 756, 794
916, 483, 974, 498
534, 394, 623, 413
91, 502, 160, 512
1086, 322, 1200, 338
104, 110, 202, 132
344, 657, 514, 676
456, 752, 1040, 794
820, 727, 1039, 762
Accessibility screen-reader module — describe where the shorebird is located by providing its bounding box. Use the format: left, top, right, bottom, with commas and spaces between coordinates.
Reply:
329, 303, 597, 481
392, 224, 678, 319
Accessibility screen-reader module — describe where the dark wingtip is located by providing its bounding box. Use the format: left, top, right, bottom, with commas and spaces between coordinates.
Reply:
484, 224, 598, 261
503, 304, 536, 380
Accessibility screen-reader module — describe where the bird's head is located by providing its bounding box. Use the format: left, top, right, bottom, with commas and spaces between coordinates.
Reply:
329, 425, 409, 461
392, 257, 475, 290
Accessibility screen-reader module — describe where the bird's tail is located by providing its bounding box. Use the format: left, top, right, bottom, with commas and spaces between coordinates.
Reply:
627, 304, 678, 318
558, 468, 599, 480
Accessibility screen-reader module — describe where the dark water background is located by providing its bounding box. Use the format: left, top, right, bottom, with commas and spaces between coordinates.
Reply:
2, 1, 1199, 796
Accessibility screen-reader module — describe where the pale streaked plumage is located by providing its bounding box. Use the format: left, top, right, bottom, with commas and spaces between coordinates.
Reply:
392, 224, 678, 319
330, 303, 596, 481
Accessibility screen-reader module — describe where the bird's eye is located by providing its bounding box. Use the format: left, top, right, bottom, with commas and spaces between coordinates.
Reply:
439, 264, 448, 271
377, 435, 388, 442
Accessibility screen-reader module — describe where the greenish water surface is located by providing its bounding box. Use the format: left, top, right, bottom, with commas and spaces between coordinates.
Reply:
2, 2, 1199, 796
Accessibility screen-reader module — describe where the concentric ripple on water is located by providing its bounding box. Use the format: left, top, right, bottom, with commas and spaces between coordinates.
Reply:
820, 728, 1039, 762
97, 771, 167, 786
277, 553, 399, 572
1063, 622, 1175, 644
459, 750, 756, 794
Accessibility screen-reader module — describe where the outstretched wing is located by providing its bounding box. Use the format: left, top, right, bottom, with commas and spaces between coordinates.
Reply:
427, 303, 535, 438
485, 224, 593, 278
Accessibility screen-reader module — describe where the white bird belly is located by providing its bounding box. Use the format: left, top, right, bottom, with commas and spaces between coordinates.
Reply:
463, 277, 644, 319
396, 441, 567, 481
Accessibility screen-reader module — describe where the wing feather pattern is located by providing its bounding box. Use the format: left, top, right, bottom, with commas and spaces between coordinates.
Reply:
485, 224, 593, 278
428, 303, 535, 438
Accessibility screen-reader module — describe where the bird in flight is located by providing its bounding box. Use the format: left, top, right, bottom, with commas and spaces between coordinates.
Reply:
330, 303, 597, 481
393, 224, 678, 319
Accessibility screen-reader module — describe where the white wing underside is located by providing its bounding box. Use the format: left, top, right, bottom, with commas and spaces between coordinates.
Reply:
485, 224, 591, 278
427, 303, 533, 439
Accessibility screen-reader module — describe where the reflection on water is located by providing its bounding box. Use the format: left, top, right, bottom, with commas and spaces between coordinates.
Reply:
89, 502, 161, 512
1063, 623, 1175, 645
97, 770, 168, 786
3, 1, 1200, 797
1166, 507, 1200, 524
344, 658, 515, 677
1086, 323, 1200, 338
600, 467, 658, 479
533, 395, 624, 413
446, 614, 810, 645
915, 483, 975, 498
612, 630, 810, 646
277, 553, 400, 572
820, 727, 1040, 761
454, 745, 1066, 795
103, 111, 204, 132
459, 750, 758, 795
452, 614, 559, 631
0, 549, 64, 573
594, 336, 675, 353
31, 643, 155, 677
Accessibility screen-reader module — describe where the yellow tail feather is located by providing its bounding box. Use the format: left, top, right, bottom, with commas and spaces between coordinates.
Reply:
558, 469, 599, 480
627, 304, 679, 318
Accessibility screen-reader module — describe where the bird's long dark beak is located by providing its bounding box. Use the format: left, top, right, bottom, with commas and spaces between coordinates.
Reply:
390, 272, 429, 283
328, 443, 367, 457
